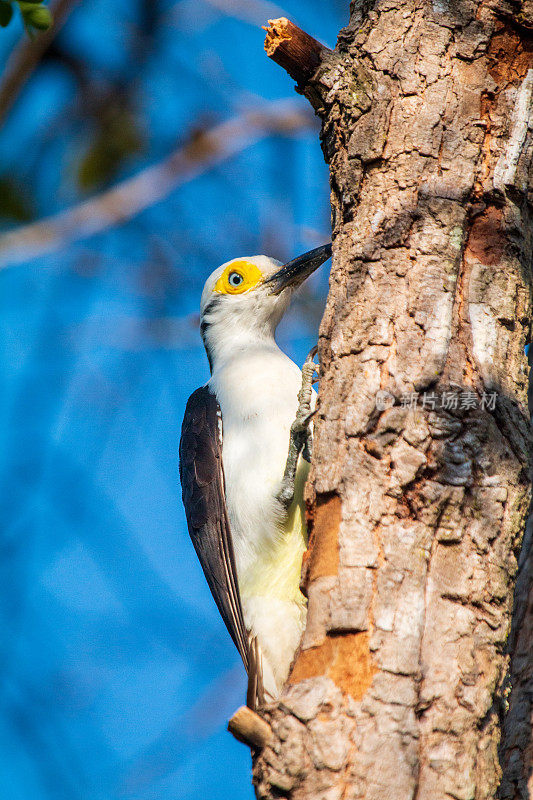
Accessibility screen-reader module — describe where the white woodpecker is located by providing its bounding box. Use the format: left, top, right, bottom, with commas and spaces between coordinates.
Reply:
179, 243, 332, 707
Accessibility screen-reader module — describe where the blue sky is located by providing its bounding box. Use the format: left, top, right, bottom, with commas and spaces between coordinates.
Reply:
0, 2, 343, 797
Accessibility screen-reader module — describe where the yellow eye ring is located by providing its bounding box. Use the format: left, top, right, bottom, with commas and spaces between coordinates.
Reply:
214, 260, 262, 295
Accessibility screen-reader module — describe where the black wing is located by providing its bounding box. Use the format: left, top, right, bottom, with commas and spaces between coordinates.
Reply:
179, 386, 249, 672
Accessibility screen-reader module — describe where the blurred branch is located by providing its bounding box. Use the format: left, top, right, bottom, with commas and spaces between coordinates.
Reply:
170, 0, 288, 29
0, 0, 80, 125
205, 0, 287, 26
0, 99, 315, 269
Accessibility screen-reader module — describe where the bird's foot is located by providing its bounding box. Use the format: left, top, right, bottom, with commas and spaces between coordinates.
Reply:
298, 345, 318, 463
276, 346, 318, 509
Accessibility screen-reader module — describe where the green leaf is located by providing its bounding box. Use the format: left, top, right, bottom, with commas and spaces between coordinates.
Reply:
0, 1, 13, 27
17, 1, 47, 9
19, 1, 52, 29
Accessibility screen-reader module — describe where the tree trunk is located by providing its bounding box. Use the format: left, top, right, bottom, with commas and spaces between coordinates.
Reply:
253, 4, 533, 799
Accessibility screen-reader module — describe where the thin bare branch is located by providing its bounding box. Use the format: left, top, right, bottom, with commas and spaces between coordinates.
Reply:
0, 0, 81, 126
205, 0, 287, 27
170, 0, 288, 29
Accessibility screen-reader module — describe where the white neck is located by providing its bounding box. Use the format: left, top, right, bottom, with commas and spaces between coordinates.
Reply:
201, 293, 289, 373
207, 321, 281, 375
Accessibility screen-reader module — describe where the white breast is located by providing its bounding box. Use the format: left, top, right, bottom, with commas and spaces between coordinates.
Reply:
209, 344, 303, 574
209, 342, 316, 696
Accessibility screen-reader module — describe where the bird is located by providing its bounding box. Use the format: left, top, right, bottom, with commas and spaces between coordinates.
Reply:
179, 243, 332, 707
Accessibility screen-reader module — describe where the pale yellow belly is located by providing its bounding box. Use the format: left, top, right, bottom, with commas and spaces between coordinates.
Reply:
239, 458, 309, 696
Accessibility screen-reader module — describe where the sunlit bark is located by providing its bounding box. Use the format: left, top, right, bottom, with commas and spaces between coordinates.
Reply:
254, 5, 533, 798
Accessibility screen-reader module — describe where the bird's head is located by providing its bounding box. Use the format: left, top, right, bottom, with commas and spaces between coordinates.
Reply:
199, 244, 331, 371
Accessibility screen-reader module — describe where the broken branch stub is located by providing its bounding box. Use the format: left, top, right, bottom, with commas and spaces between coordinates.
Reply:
263, 17, 332, 111
228, 706, 273, 750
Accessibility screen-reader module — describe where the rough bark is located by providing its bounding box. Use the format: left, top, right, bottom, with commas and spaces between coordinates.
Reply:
254, 4, 533, 800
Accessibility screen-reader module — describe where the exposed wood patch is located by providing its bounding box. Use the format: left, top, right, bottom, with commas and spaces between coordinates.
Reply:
465, 206, 505, 266
487, 23, 533, 86
263, 17, 292, 54
329, 633, 376, 699
304, 492, 341, 583
289, 632, 376, 701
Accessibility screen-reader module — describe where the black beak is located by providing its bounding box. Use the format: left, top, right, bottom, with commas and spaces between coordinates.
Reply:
265, 243, 332, 295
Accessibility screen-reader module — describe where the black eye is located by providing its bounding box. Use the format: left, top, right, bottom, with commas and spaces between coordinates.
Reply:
228, 271, 244, 287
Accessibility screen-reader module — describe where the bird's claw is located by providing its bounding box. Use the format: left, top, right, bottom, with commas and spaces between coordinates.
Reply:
302, 432, 313, 464
290, 409, 315, 436
276, 346, 319, 506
